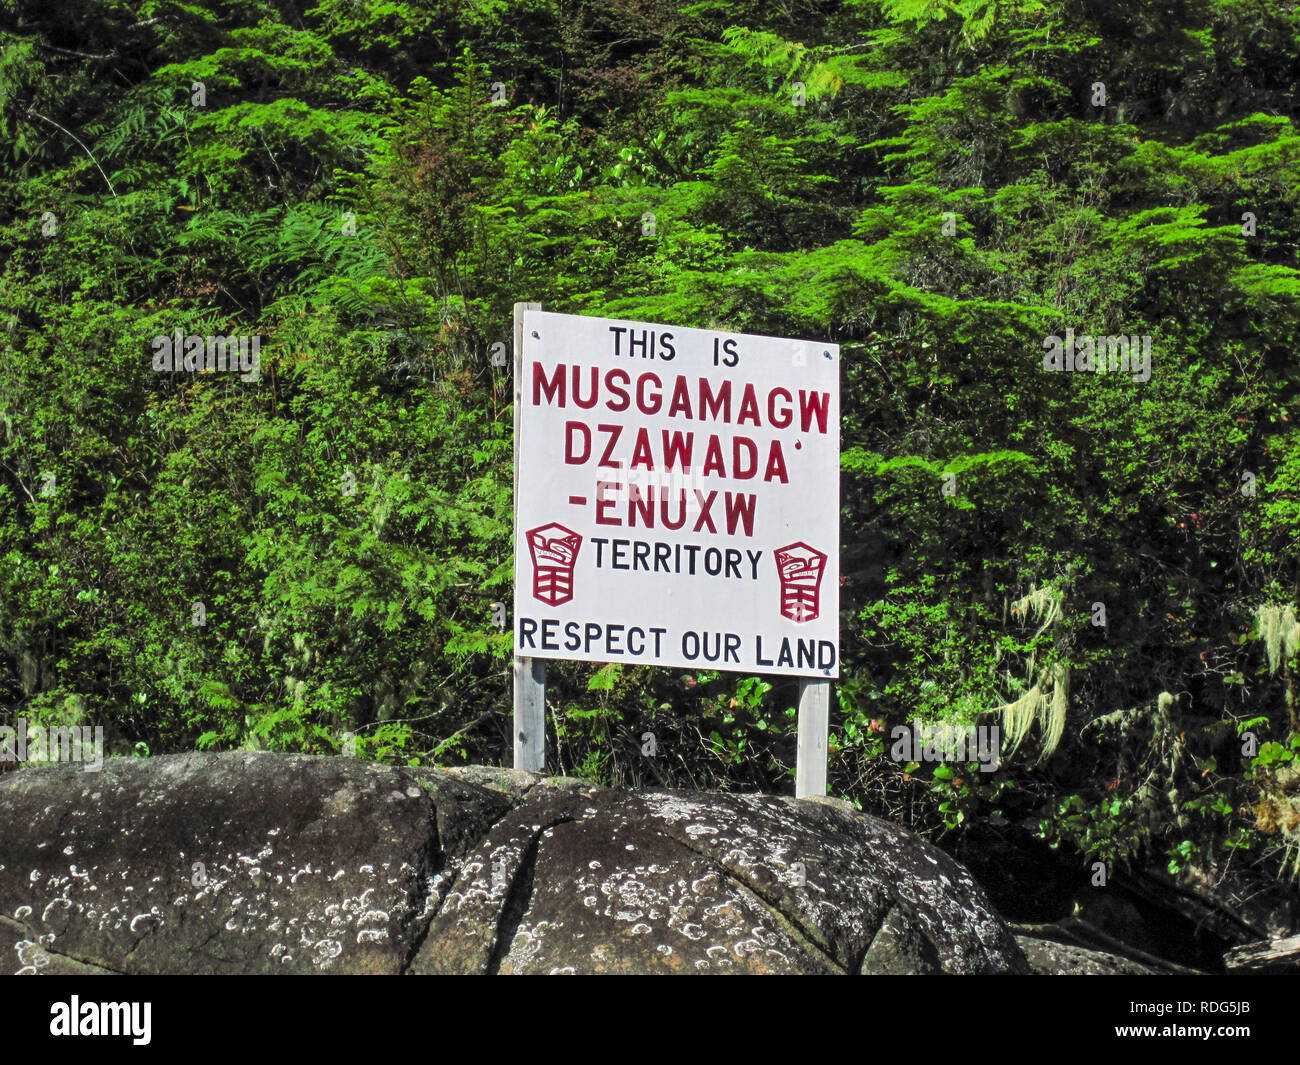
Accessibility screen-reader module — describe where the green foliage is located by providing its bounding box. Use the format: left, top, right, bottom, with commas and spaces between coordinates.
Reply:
1, 0, 1299, 901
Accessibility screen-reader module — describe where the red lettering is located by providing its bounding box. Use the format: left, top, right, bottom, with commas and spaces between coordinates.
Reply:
693, 490, 718, 533
725, 492, 756, 536
629, 483, 654, 527
703, 436, 725, 477
763, 441, 789, 483
660, 489, 687, 529
799, 390, 830, 434
597, 424, 621, 468
565, 421, 590, 464
699, 378, 731, 422
732, 436, 757, 479
768, 387, 792, 429
596, 481, 621, 525
630, 428, 654, 470
572, 365, 599, 409
606, 368, 630, 411
636, 373, 662, 415
661, 430, 693, 471
533, 362, 565, 407
737, 384, 760, 426
667, 376, 693, 418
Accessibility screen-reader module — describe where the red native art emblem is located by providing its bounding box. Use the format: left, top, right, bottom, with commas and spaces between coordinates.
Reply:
526, 523, 583, 606
774, 542, 827, 623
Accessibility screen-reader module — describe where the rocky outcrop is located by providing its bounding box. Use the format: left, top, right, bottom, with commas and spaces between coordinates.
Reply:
0, 753, 1028, 974
1016, 934, 1155, 975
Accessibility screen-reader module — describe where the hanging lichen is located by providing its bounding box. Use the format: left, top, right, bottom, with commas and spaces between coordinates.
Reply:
1250, 603, 1300, 875
998, 680, 1043, 754
1045, 660, 1069, 756
1011, 584, 1063, 640
995, 660, 1070, 761
996, 583, 1070, 760
1256, 603, 1300, 676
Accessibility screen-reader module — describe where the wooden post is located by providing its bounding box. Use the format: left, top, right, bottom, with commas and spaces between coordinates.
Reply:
512, 657, 546, 771
513, 301, 546, 772
795, 678, 830, 798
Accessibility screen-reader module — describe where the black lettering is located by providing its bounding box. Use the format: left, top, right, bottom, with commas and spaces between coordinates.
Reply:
654, 542, 671, 572
520, 617, 538, 649
609, 325, 627, 356
797, 639, 815, 670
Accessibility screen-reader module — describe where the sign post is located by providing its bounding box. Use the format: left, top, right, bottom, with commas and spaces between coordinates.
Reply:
796, 678, 830, 798
512, 309, 839, 793
513, 302, 546, 771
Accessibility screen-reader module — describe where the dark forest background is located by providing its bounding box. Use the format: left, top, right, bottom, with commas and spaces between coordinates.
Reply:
2, 0, 1299, 963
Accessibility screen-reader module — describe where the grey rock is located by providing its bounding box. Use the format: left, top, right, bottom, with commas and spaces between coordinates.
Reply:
1016, 934, 1155, 975
1, 753, 1027, 974
412, 788, 1026, 974
0, 752, 508, 974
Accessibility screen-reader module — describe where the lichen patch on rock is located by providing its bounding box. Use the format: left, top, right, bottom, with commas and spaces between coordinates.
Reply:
2, 753, 1027, 975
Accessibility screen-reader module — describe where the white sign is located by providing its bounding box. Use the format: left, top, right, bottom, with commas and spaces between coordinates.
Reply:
513, 311, 839, 678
